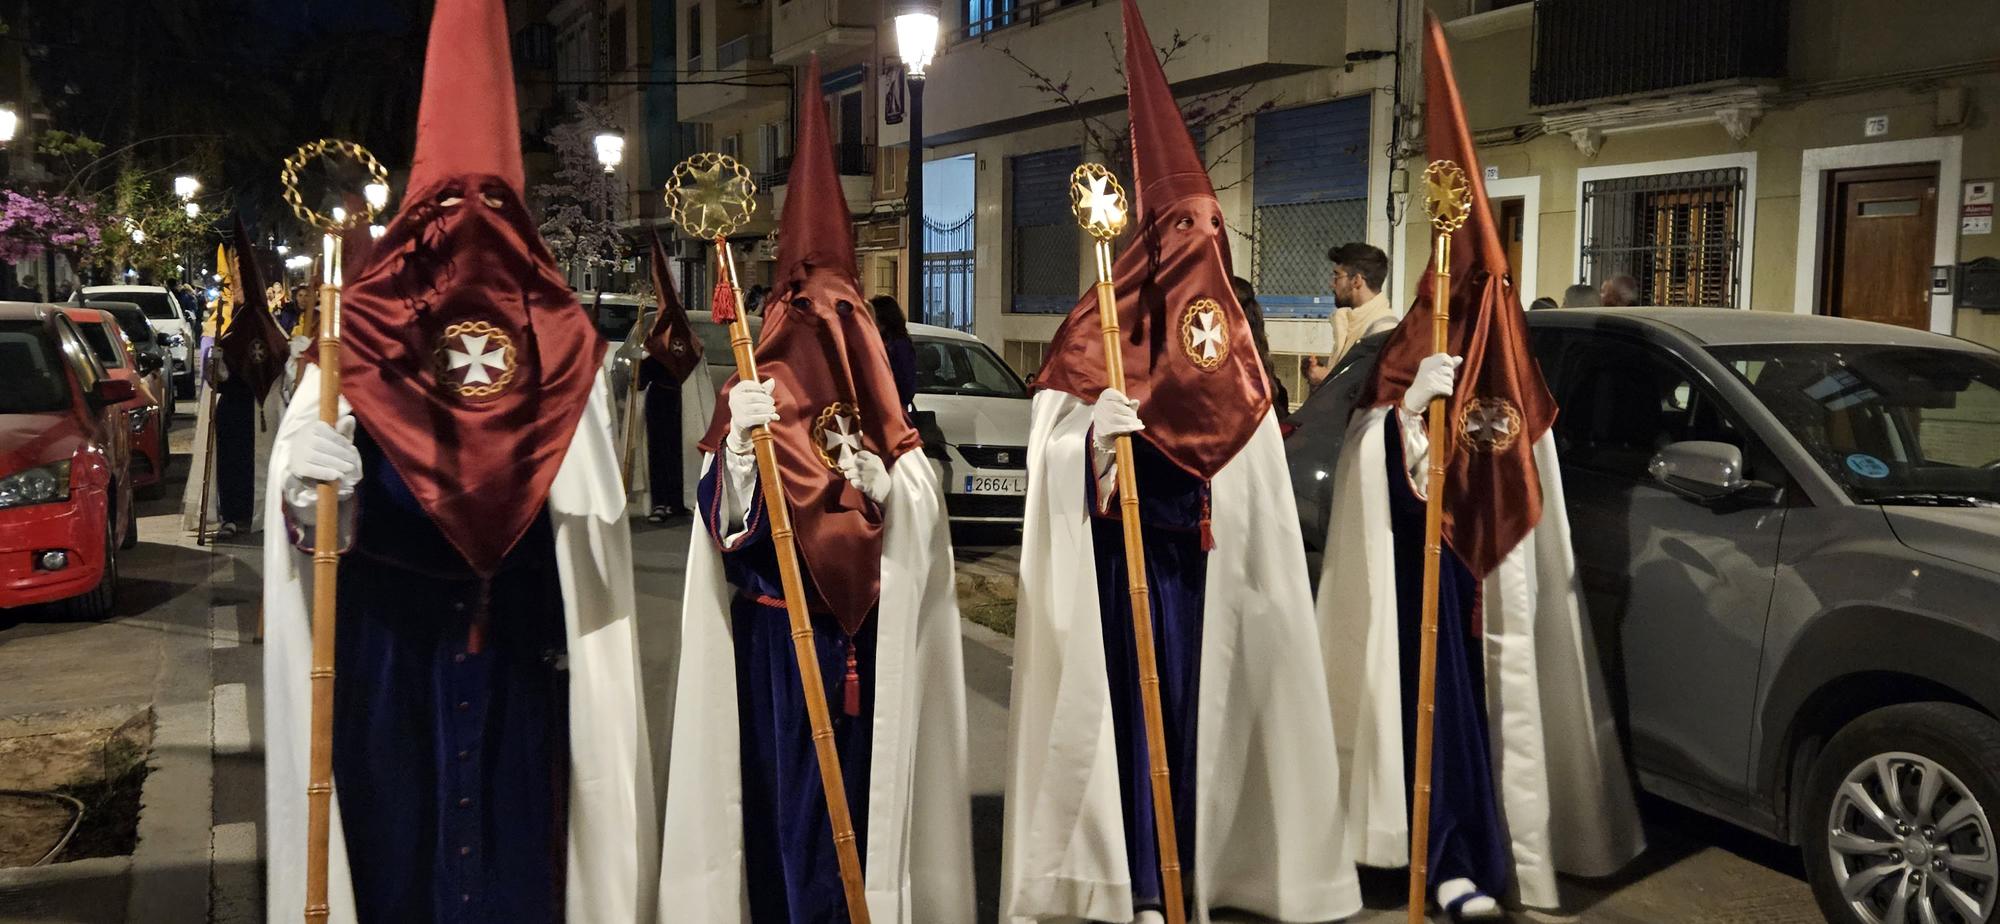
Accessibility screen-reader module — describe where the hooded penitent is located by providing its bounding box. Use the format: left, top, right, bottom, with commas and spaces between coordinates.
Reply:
218, 216, 291, 403
641, 229, 703, 383
1031, 0, 1269, 481
698, 54, 919, 635
332, 0, 602, 577
1359, 12, 1558, 579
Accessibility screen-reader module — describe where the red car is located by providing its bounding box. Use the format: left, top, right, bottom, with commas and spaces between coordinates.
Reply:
0, 303, 136, 619
63, 306, 167, 500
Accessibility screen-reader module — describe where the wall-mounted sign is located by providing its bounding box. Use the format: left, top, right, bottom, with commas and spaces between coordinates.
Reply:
883, 59, 907, 126
1964, 179, 1994, 236
1864, 114, 1889, 137
1484, 166, 1500, 181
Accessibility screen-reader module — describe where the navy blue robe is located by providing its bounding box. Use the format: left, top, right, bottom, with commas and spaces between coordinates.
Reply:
1383, 417, 1508, 896
698, 458, 877, 924
1087, 436, 1206, 916
327, 428, 570, 923
214, 377, 256, 525
639, 359, 685, 511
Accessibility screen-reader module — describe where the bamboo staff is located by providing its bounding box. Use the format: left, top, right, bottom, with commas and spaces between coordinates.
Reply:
620, 340, 645, 493
1406, 159, 1472, 924
194, 371, 220, 545
280, 139, 390, 924
1069, 163, 1187, 924
665, 153, 872, 923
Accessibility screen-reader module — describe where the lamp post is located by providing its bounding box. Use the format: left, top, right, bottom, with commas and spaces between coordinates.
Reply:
593, 129, 626, 174
895, 0, 940, 325
0, 106, 17, 144
175, 176, 201, 285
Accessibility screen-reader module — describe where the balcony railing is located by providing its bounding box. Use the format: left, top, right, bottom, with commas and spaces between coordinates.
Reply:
759, 144, 876, 186
959, 0, 1098, 43
717, 33, 772, 69
1529, 0, 1787, 109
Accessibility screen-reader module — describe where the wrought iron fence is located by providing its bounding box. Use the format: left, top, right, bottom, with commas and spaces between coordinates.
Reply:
1530, 0, 1787, 109
922, 212, 976, 332
1579, 167, 1745, 307
716, 33, 771, 69
1252, 198, 1368, 317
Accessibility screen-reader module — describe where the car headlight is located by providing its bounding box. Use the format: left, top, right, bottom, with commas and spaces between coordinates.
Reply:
0, 461, 73, 510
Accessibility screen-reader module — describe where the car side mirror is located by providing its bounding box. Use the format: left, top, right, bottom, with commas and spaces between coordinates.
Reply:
91, 378, 137, 406
1648, 440, 1781, 506
136, 352, 163, 374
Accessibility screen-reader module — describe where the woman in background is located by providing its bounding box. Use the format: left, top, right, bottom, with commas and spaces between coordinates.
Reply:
871, 294, 919, 414
1232, 275, 1290, 424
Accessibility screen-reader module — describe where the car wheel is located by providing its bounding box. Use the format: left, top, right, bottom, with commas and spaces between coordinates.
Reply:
62, 511, 118, 621
1803, 702, 2000, 924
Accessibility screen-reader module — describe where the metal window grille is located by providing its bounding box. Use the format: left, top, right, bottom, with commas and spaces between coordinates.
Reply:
1003, 338, 1051, 379
1010, 147, 1081, 314
1270, 351, 1318, 414
923, 212, 976, 333
1580, 167, 1744, 307
1253, 199, 1367, 308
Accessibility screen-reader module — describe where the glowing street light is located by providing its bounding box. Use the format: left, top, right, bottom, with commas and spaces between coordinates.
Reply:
364, 181, 390, 212
593, 130, 626, 173
174, 175, 201, 200
276, 243, 290, 256
0, 106, 18, 145
369, 224, 386, 240
895, 0, 942, 324
184, 201, 200, 219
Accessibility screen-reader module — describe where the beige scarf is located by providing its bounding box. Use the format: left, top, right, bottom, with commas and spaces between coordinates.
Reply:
1331, 290, 1397, 365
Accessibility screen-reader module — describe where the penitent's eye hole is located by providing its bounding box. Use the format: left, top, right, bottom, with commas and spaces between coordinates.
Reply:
1211, 215, 1222, 229
437, 190, 465, 207
479, 192, 505, 208
1175, 216, 1194, 230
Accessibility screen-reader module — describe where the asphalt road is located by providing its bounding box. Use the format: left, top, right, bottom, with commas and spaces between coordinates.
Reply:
0, 414, 1829, 923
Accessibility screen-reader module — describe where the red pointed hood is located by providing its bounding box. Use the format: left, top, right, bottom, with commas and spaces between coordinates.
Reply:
218, 214, 290, 403
699, 54, 918, 635
773, 56, 858, 293
333, 0, 604, 577
642, 230, 703, 383
407, 0, 524, 197
1032, 0, 1270, 481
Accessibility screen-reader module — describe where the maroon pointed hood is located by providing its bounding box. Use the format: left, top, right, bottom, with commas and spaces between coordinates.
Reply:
333, 0, 604, 577
699, 55, 919, 635
218, 214, 290, 402
642, 230, 703, 382
1032, 0, 1270, 481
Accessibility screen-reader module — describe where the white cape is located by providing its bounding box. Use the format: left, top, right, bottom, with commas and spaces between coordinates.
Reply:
657, 451, 975, 923
262, 364, 659, 924
1003, 391, 1362, 924
1317, 406, 1645, 908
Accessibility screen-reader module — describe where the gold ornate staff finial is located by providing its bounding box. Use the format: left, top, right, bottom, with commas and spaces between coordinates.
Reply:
280, 139, 391, 232
1068, 163, 1128, 242
1423, 159, 1472, 234
663, 152, 757, 241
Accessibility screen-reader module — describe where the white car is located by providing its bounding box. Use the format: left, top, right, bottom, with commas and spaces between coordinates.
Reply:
81, 285, 195, 398
909, 323, 1031, 525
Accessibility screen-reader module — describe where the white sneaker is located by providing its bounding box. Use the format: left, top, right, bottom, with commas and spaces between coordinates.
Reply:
1133, 911, 1167, 924
1437, 877, 1502, 920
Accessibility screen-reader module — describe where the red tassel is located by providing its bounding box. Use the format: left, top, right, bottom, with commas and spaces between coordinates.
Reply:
842, 644, 861, 717
711, 276, 737, 324
1198, 489, 1215, 551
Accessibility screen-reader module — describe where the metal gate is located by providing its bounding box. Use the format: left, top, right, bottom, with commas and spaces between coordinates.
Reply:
923, 211, 976, 332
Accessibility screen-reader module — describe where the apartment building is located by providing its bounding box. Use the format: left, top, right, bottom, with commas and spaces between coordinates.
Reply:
1415, 0, 2000, 348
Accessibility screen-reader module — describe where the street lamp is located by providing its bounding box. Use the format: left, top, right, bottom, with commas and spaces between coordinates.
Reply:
174, 175, 201, 201
0, 106, 17, 145
184, 201, 199, 219
593, 130, 626, 174
364, 181, 390, 212
895, 0, 941, 325
369, 224, 386, 240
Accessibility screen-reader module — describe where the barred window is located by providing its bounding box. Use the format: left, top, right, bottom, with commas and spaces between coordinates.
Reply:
1580, 168, 1745, 307
1251, 97, 1371, 317
1009, 147, 1081, 314
1004, 339, 1050, 381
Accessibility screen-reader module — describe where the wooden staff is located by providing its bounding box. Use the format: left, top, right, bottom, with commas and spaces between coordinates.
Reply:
1070, 164, 1186, 924
1407, 159, 1471, 924
279, 138, 390, 924
620, 342, 645, 493
304, 229, 344, 923
194, 380, 219, 545
667, 153, 871, 923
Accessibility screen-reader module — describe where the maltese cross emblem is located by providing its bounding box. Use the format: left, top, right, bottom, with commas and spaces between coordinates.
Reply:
1457, 397, 1524, 453
1179, 298, 1228, 371
436, 320, 518, 399
811, 403, 863, 472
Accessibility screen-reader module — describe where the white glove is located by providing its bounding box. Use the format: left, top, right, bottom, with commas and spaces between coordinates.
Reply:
839, 449, 891, 504
726, 379, 779, 455
1402, 353, 1463, 416
283, 416, 362, 506
1090, 388, 1144, 453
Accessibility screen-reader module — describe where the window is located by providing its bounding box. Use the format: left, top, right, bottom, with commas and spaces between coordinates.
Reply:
963, 0, 1015, 37
686, 4, 703, 71
607, 7, 628, 73
757, 122, 781, 177
913, 337, 1027, 398
1008, 146, 1080, 314
0, 321, 71, 413
720, 132, 741, 160
1251, 97, 1371, 317
1580, 168, 1745, 307
76, 322, 126, 368
1003, 339, 1050, 381
1269, 352, 1317, 413
1545, 334, 1752, 482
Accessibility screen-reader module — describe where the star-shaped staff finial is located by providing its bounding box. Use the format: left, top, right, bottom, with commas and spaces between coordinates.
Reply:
1069, 163, 1128, 240
665, 153, 758, 240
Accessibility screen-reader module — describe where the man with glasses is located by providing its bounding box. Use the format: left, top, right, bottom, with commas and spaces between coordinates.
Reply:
1328, 242, 1396, 366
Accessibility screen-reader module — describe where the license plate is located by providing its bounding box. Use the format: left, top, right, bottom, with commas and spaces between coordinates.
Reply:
964, 474, 1025, 495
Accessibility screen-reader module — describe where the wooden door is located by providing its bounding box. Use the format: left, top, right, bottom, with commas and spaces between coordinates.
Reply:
1821, 165, 1938, 329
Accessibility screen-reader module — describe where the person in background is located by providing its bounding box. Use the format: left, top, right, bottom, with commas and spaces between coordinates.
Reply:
1561, 282, 1601, 308
1301, 353, 1334, 393
1599, 273, 1641, 308
1328, 242, 1397, 367
1231, 275, 1290, 422
1528, 296, 1559, 311
871, 294, 919, 413
744, 283, 770, 317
